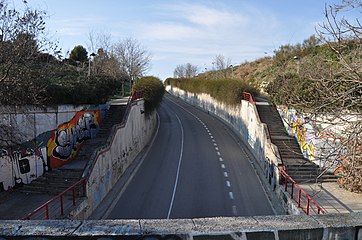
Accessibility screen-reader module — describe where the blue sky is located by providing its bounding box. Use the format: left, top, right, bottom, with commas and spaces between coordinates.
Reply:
23, 0, 344, 80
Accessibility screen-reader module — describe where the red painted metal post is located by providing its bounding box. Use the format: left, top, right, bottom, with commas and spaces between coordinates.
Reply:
45, 205, 49, 220
298, 189, 301, 208
284, 176, 288, 191
306, 198, 310, 215
60, 195, 64, 216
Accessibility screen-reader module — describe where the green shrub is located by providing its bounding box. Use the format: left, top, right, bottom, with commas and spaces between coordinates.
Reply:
133, 76, 165, 114
166, 77, 259, 105
47, 75, 122, 105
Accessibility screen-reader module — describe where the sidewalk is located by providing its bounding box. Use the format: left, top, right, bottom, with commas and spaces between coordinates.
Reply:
300, 182, 362, 214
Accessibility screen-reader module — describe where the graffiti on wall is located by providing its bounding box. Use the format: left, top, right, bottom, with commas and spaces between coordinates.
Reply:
278, 106, 344, 174
0, 145, 48, 191
47, 111, 101, 169
0, 105, 107, 192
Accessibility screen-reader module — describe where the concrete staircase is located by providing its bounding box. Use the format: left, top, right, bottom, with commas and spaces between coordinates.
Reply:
20, 104, 128, 195
256, 103, 337, 184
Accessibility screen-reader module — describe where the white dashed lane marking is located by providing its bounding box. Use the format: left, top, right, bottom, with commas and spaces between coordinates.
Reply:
229, 192, 234, 200
201, 119, 237, 217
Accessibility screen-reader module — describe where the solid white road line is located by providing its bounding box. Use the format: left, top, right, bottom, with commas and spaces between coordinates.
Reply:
167, 113, 184, 219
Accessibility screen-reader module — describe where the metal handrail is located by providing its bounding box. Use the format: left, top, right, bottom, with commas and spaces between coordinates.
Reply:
280, 168, 325, 215
22, 178, 86, 220
242, 92, 256, 104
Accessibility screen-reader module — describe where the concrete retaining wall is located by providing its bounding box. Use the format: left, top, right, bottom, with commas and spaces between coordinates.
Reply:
166, 86, 299, 215
70, 100, 157, 219
0, 212, 361, 239
0, 104, 107, 144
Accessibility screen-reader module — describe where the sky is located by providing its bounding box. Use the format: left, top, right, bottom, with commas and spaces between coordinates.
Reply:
20, 0, 346, 80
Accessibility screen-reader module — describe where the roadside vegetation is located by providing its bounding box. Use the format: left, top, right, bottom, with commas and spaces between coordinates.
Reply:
166, 77, 258, 105
133, 76, 165, 115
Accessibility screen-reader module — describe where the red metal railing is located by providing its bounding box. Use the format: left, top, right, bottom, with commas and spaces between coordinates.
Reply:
22, 179, 86, 220
243, 92, 256, 104
279, 168, 325, 215
131, 90, 143, 101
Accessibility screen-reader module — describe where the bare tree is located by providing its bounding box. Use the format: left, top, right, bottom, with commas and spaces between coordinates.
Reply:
173, 64, 186, 78
87, 31, 113, 55
313, 0, 362, 192
212, 54, 232, 78
173, 63, 198, 78
0, 0, 59, 105
113, 38, 151, 87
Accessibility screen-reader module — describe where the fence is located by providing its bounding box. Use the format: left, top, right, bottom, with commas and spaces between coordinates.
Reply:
22, 179, 86, 220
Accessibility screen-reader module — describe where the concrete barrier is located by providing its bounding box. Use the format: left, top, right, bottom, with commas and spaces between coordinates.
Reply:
69, 100, 157, 219
1, 212, 361, 239
166, 86, 299, 215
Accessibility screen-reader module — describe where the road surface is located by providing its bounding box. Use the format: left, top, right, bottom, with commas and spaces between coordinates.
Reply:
105, 94, 275, 219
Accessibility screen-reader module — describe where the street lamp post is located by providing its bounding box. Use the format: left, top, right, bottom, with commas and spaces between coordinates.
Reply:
88, 53, 96, 77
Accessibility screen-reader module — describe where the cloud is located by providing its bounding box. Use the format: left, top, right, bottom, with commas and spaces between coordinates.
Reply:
138, 2, 280, 54
163, 3, 249, 28
53, 17, 106, 36
141, 22, 203, 41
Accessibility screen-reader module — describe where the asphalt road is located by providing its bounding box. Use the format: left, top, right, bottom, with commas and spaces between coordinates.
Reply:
105, 94, 275, 219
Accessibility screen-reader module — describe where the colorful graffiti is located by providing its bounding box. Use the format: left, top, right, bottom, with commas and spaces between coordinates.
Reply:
278, 106, 344, 173
47, 111, 101, 169
0, 146, 47, 191
0, 105, 107, 192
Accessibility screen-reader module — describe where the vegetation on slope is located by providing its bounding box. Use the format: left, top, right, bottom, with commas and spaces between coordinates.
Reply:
165, 77, 259, 105
133, 76, 165, 114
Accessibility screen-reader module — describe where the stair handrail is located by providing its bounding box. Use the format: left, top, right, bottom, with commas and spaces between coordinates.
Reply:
242, 92, 256, 104
21, 178, 86, 220
280, 168, 326, 215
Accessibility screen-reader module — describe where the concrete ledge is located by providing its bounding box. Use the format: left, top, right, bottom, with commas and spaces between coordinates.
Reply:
1, 213, 361, 239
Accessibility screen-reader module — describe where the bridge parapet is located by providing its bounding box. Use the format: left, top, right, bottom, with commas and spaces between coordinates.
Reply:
1, 213, 361, 239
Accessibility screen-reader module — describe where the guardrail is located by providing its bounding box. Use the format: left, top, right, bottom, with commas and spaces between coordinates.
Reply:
22, 179, 86, 220
279, 168, 325, 215
242, 92, 256, 104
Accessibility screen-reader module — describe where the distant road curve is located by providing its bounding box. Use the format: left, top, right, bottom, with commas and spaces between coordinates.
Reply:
105, 94, 275, 219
